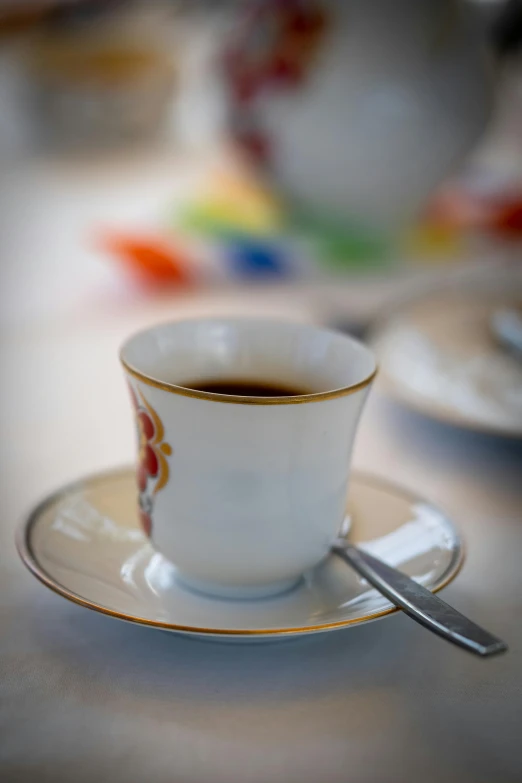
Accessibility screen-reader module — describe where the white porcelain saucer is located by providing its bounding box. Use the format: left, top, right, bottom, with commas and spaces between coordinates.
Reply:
17, 467, 463, 642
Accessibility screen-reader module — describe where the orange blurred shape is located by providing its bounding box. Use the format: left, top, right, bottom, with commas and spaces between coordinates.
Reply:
99, 232, 194, 287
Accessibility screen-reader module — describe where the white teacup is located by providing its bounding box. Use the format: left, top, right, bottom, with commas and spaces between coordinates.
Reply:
120, 318, 376, 598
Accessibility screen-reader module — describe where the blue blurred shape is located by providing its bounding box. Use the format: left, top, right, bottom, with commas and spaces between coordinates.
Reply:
225, 238, 290, 279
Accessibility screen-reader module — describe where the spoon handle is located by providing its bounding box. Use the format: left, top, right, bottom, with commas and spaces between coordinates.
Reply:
333, 542, 507, 657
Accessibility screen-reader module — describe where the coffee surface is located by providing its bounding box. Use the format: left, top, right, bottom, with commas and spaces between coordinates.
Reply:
182, 379, 312, 397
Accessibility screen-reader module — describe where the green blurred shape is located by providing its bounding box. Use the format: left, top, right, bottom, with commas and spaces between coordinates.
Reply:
288, 203, 392, 269
177, 201, 282, 240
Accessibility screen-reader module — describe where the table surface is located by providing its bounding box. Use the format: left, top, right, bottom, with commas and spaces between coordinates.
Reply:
1, 156, 522, 783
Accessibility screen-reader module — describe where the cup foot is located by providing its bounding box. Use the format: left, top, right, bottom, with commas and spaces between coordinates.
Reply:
176, 573, 302, 601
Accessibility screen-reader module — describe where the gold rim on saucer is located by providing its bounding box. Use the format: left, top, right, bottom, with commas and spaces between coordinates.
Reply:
16, 467, 464, 638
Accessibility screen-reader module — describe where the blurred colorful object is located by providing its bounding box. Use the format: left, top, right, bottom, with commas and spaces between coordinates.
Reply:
426, 174, 522, 239
226, 237, 291, 279
98, 233, 194, 288
97, 159, 522, 288
177, 172, 283, 238
97, 164, 392, 287
288, 205, 390, 269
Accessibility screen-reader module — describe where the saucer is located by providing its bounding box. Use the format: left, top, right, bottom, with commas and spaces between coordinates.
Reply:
17, 467, 463, 642
371, 289, 522, 438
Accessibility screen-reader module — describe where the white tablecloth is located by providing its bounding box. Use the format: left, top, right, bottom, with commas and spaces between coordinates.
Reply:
1, 155, 521, 783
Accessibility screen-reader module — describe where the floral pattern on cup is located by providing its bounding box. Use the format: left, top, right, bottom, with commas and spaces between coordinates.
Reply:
128, 384, 172, 537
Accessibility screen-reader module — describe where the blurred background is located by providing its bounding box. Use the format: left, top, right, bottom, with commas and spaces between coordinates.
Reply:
2, 7, 522, 783
0, 0, 521, 448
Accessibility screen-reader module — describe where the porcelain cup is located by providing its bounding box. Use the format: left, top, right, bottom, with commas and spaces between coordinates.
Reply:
120, 318, 376, 598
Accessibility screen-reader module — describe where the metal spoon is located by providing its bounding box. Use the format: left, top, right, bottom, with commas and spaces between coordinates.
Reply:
333, 540, 507, 657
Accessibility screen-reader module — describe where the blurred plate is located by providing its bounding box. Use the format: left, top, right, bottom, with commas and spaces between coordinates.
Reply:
371, 287, 522, 438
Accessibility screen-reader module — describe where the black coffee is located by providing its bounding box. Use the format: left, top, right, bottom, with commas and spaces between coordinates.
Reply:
182, 379, 311, 397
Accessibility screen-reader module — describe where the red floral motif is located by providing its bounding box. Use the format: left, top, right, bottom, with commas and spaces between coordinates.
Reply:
128, 383, 172, 537
227, 1, 327, 100
225, 0, 328, 162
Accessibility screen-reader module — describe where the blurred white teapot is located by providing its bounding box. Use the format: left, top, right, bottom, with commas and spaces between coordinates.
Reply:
224, 0, 492, 230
